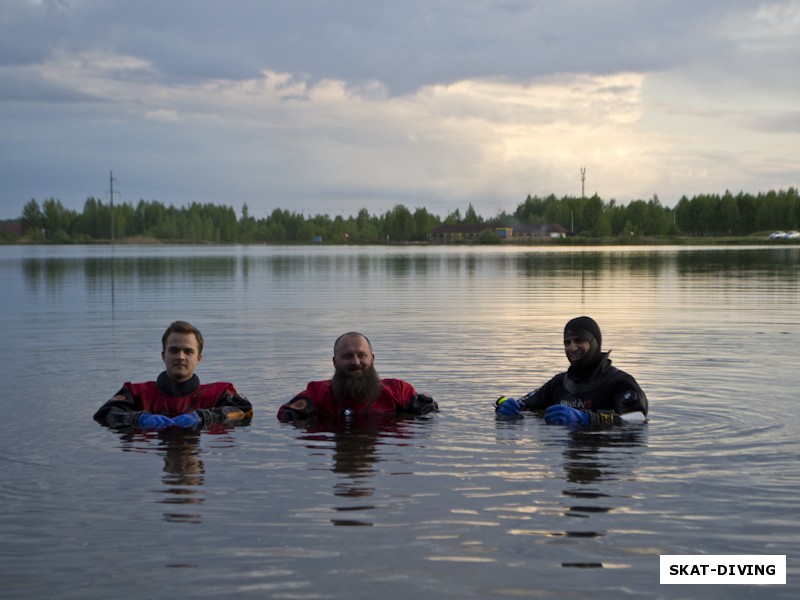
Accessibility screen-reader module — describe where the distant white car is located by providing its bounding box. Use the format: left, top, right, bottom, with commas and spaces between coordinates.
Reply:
769, 231, 788, 239
788, 231, 800, 239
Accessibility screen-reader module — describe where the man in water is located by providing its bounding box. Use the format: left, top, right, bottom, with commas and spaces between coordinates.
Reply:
495, 316, 648, 426
277, 332, 437, 422
94, 320, 252, 429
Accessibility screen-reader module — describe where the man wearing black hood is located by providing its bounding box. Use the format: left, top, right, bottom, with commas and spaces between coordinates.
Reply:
495, 316, 648, 426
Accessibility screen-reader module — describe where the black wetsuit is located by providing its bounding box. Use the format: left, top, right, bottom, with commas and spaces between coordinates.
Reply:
519, 352, 647, 426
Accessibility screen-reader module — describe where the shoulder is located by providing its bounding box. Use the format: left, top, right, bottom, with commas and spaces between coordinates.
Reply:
606, 366, 640, 385
544, 372, 567, 387
124, 380, 153, 387
202, 380, 235, 388
521, 372, 563, 405
382, 378, 416, 389
306, 379, 332, 392
294, 380, 333, 401
381, 378, 418, 397
202, 381, 238, 396
123, 380, 154, 393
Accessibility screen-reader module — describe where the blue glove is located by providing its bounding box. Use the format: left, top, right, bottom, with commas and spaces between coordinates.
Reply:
495, 396, 522, 417
137, 413, 174, 429
544, 404, 589, 426
171, 412, 202, 428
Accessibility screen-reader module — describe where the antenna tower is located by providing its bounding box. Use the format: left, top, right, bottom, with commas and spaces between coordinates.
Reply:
580, 167, 586, 198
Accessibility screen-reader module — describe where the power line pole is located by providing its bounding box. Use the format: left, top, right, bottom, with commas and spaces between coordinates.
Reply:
109, 170, 116, 242
580, 166, 586, 198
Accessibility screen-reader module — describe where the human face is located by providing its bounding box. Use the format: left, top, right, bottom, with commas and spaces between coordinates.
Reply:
162, 332, 202, 382
333, 334, 374, 376
564, 336, 591, 364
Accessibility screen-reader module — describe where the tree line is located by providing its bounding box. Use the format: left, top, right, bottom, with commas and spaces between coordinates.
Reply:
10, 187, 800, 243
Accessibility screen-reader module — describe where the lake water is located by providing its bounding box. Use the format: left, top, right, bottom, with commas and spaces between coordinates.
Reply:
0, 244, 798, 599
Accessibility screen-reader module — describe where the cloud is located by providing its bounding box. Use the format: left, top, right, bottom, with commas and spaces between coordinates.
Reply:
0, 1, 798, 219
1, 1, 780, 90
743, 111, 800, 134
0, 66, 104, 102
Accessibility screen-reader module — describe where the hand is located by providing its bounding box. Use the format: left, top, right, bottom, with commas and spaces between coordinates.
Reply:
495, 396, 522, 417
171, 412, 202, 428
137, 413, 174, 429
544, 404, 589, 426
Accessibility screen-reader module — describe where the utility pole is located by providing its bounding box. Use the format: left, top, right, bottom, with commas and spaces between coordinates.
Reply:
109, 170, 116, 242
580, 166, 586, 198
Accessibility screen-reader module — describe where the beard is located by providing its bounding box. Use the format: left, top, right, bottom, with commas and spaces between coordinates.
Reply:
331, 364, 383, 404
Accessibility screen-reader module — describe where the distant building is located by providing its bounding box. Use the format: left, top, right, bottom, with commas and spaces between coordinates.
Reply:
429, 223, 568, 242
429, 224, 495, 241
509, 223, 569, 239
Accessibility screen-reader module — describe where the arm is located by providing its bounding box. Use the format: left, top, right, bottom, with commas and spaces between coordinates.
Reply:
93, 388, 177, 429
194, 388, 253, 426
392, 379, 438, 416
545, 379, 649, 427
518, 383, 550, 411
403, 393, 438, 415
610, 380, 648, 423
497, 378, 556, 413
93, 385, 147, 428
494, 382, 550, 418
277, 394, 315, 423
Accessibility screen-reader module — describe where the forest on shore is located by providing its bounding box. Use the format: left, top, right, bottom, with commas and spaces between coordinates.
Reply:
2, 187, 799, 244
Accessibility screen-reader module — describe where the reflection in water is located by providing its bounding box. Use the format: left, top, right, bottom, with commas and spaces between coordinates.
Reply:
562, 427, 648, 485
19, 247, 800, 305
293, 415, 423, 525
556, 426, 648, 569
114, 429, 208, 524
159, 430, 205, 525
22, 255, 239, 292
496, 417, 648, 570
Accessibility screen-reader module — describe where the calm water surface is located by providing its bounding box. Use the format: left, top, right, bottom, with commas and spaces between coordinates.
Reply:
1, 244, 798, 599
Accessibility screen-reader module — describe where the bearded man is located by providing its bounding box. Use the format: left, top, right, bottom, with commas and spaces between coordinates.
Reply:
495, 316, 648, 426
277, 332, 437, 423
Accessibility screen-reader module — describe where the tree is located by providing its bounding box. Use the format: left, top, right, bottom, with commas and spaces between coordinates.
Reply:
382, 204, 414, 241
444, 208, 462, 224
641, 195, 672, 235
594, 213, 612, 237
718, 191, 740, 235
14, 187, 800, 243
239, 202, 257, 241
463, 203, 482, 225
20, 199, 43, 240
514, 195, 547, 224
582, 194, 605, 236
412, 207, 440, 241
674, 196, 692, 234
41, 198, 76, 241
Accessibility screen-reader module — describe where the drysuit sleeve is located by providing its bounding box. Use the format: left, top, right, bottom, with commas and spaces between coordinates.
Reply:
93, 385, 142, 428
277, 393, 315, 423
405, 393, 438, 415
194, 389, 253, 426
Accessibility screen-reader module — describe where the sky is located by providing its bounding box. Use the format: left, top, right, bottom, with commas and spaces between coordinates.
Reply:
1, 0, 798, 221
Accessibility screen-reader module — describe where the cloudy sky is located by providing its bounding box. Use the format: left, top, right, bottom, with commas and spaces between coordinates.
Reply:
1, 0, 798, 220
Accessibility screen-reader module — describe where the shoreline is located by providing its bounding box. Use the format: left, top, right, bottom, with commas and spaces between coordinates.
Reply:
3, 235, 799, 247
